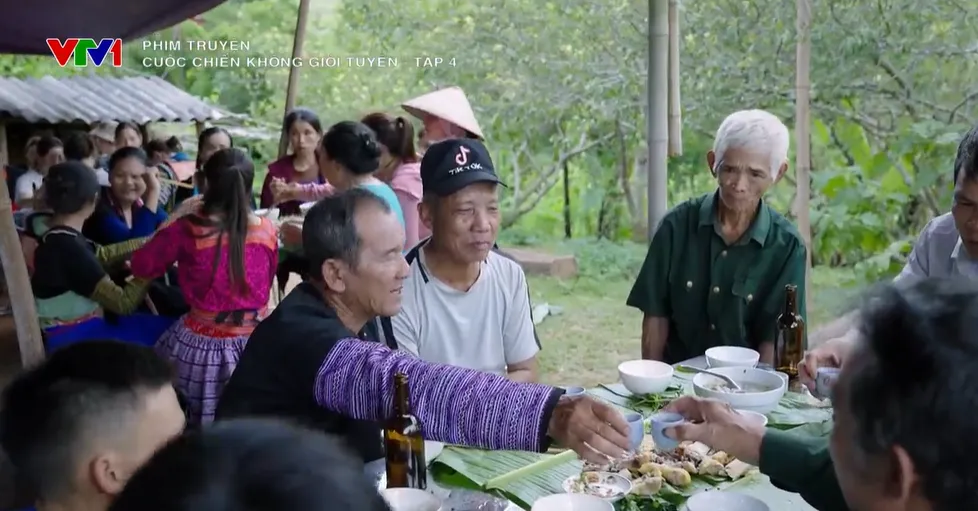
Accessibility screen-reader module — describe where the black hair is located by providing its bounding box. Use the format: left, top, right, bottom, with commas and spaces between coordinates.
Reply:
114, 122, 142, 142
361, 112, 418, 163
166, 135, 183, 153
303, 187, 391, 273
196, 127, 234, 169
953, 123, 978, 184
144, 139, 169, 157
189, 147, 254, 295
321, 121, 382, 176
108, 419, 390, 511
61, 132, 95, 161
43, 161, 101, 215
284, 107, 323, 135
847, 278, 978, 509
108, 146, 148, 175
0, 340, 174, 501
35, 135, 63, 157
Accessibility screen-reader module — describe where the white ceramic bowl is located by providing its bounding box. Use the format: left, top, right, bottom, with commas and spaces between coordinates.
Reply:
532, 494, 615, 511
255, 208, 280, 222
737, 410, 769, 428
685, 491, 769, 511
618, 360, 675, 395
705, 347, 760, 368
379, 488, 442, 511
692, 367, 786, 413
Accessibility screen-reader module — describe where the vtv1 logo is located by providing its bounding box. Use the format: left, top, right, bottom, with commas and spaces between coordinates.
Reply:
46, 38, 122, 68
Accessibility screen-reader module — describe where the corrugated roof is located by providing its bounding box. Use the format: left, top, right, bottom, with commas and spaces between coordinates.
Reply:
0, 75, 235, 124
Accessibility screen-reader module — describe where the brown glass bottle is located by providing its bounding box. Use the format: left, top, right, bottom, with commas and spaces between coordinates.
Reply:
775, 284, 806, 381
384, 373, 427, 489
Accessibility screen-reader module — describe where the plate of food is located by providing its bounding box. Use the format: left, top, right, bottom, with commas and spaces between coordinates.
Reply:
580, 434, 757, 500
562, 471, 631, 502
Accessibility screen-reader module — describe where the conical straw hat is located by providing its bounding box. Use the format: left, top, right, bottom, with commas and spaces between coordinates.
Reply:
402, 86, 484, 139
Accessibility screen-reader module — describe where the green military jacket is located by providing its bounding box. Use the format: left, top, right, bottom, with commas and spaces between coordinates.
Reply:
627, 192, 808, 363
760, 429, 849, 511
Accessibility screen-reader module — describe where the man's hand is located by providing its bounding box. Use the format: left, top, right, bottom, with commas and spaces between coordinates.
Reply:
547, 395, 631, 464
662, 396, 765, 464
798, 331, 857, 393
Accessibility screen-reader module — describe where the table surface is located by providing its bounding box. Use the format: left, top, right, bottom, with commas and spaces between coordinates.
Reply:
367, 356, 820, 511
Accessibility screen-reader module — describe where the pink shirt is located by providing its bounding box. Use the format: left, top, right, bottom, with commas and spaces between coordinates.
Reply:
130, 216, 278, 312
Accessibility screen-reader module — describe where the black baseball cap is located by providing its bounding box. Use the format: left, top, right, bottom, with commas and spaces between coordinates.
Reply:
420, 139, 506, 196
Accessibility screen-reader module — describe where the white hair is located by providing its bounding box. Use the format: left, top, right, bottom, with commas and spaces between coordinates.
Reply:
712, 110, 790, 177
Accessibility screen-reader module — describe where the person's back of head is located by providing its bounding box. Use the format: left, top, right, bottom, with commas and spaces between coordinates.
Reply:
108, 419, 391, 511
321, 121, 383, 175
144, 139, 170, 166
832, 278, 978, 511
62, 131, 97, 163
44, 161, 103, 217
0, 340, 185, 509
361, 112, 418, 164
165, 136, 183, 153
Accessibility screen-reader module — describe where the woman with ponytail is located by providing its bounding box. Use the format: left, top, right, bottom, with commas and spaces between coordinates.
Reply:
361, 113, 424, 248
130, 148, 278, 426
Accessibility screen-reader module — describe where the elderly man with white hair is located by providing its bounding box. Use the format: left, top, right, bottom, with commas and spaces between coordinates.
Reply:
627, 110, 807, 364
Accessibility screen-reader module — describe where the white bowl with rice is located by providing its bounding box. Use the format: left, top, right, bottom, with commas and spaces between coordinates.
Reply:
692, 367, 786, 413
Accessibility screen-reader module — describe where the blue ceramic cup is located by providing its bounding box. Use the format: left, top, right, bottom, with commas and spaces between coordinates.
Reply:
562, 386, 586, 397
649, 412, 686, 451
623, 411, 644, 451
814, 367, 841, 400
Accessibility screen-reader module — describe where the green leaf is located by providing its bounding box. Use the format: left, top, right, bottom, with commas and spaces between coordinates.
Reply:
431, 448, 583, 509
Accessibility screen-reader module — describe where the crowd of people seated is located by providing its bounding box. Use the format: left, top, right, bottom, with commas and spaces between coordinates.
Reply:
7, 85, 977, 511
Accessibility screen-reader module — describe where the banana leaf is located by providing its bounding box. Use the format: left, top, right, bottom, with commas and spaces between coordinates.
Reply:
767, 392, 833, 428
431, 447, 583, 509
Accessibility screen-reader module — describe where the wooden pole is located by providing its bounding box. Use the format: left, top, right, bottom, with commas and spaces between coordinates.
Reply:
647, 0, 670, 238
562, 160, 571, 238
795, 0, 813, 314
0, 124, 43, 368
667, 0, 683, 157
278, 0, 312, 158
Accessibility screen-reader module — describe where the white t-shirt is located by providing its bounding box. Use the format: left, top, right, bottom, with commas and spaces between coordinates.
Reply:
95, 168, 110, 186
388, 245, 539, 375
14, 169, 43, 203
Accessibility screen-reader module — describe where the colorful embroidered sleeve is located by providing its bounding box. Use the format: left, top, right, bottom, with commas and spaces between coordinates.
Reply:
95, 237, 150, 268
91, 277, 152, 315
130, 220, 185, 280
294, 182, 335, 202
314, 339, 562, 452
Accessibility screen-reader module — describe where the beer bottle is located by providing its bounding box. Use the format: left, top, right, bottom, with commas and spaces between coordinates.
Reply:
775, 284, 806, 382
384, 373, 427, 489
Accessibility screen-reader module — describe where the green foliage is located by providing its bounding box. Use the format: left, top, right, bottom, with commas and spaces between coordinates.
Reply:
1, 0, 974, 274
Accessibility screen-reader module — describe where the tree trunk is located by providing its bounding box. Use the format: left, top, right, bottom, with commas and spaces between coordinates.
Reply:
278, 0, 312, 157
0, 124, 43, 368
647, 0, 670, 238
667, 0, 683, 157
794, 0, 813, 314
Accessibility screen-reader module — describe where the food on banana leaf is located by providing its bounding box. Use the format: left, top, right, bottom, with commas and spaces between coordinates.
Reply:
581, 435, 758, 497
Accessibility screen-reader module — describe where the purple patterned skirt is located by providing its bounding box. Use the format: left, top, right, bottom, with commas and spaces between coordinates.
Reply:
154, 312, 253, 426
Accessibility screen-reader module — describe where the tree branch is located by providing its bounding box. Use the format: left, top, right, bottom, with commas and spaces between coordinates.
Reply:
502, 133, 613, 227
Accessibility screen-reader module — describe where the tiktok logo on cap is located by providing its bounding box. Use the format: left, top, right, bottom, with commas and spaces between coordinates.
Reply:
455, 146, 470, 165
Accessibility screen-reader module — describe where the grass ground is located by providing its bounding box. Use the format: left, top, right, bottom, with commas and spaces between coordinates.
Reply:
524, 240, 866, 387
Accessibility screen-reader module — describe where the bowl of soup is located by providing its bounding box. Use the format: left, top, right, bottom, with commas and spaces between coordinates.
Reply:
692, 367, 786, 413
